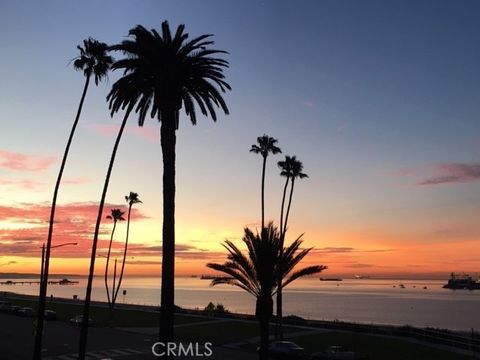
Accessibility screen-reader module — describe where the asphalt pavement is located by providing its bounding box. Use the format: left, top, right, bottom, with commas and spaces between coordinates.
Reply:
0, 313, 255, 360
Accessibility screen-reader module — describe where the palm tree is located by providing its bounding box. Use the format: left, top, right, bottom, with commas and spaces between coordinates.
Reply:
207, 224, 281, 360
33, 38, 113, 360
104, 208, 125, 314
112, 192, 142, 305
250, 135, 282, 229
105, 21, 231, 344
207, 224, 325, 360
282, 157, 308, 237
78, 102, 137, 359
278, 156, 295, 238
276, 156, 308, 339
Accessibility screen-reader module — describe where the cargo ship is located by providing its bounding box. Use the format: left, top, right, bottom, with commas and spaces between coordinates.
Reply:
443, 273, 480, 290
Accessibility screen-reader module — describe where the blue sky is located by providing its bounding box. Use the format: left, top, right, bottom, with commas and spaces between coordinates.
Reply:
0, 0, 479, 276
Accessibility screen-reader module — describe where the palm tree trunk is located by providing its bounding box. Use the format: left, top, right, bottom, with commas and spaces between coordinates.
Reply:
159, 110, 177, 344
276, 176, 289, 339
33, 74, 90, 360
113, 204, 132, 304
277, 178, 295, 340
261, 155, 266, 229
279, 177, 289, 239
104, 220, 117, 311
257, 296, 272, 360
78, 106, 132, 360
283, 179, 295, 236
110, 258, 117, 322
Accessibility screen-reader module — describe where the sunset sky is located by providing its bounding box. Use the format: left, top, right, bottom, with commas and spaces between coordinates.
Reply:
0, 0, 479, 278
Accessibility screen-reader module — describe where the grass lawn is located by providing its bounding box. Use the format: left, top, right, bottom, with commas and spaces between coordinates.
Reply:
175, 320, 299, 345
288, 331, 475, 360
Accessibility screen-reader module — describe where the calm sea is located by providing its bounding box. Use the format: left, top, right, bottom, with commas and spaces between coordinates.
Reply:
2, 277, 479, 331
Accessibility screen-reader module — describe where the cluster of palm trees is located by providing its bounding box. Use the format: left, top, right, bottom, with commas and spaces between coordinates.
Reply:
103, 192, 142, 321
207, 135, 326, 360
33, 21, 231, 360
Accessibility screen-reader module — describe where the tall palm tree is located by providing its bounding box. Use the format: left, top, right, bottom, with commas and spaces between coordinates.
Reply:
283, 158, 308, 236
278, 156, 295, 238
104, 208, 125, 313
105, 21, 231, 344
250, 135, 281, 229
33, 38, 113, 360
275, 156, 308, 339
113, 192, 142, 305
207, 224, 325, 360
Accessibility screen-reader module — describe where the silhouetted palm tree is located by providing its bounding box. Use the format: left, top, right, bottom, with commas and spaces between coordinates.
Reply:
33, 38, 113, 360
278, 156, 295, 237
104, 21, 231, 344
207, 224, 325, 360
113, 192, 141, 305
207, 224, 281, 360
275, 156, 308, 339
104, 208, 125, 313
283, 158, 308, 236
250, 135, 282, 229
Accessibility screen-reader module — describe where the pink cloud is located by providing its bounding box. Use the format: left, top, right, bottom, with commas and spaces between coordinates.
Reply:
0, 177, 44, 190
0, 150, 56, 172
62, 177, 90, 185
86, 123, 159, 143
417, 163, 480, 186
0, 202, 149, 257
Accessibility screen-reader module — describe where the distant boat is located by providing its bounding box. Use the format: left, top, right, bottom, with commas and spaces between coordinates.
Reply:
320, 277, 343, 281
443, 273, 480, 290
354, 275, 370, 279
399, 284, 405, 288
58, 278, 76, 285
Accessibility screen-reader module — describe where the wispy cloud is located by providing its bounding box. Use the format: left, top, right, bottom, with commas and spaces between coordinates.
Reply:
316, 247, 354, 253
0, 261, 18, 267
302, 100, 314, 108
345, 263, 374, 268
417, 163, 480, 186
62, 177, 90, 185
127, 243, 225, 260
0, 177, 44, 190
313, 247, 394, 254
0, 150, 56, 172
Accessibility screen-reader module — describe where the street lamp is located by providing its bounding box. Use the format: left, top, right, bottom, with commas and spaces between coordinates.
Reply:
34, 241, 77, 358
40, 242, 78, 284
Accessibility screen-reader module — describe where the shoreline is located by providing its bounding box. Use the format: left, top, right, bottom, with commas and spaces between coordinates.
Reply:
2, 290, 479, 338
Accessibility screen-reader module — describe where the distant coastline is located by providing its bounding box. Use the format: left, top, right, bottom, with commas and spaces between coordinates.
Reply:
1, 272, 476, 281
0, 272, 83, 279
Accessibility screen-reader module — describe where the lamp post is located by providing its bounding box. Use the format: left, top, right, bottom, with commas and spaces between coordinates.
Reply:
34, 242, 77, 360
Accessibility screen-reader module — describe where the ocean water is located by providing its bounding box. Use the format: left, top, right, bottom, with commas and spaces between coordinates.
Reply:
2, 277, 479, 331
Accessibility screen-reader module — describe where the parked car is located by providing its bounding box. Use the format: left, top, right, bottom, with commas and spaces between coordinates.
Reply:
311, 346, 365, 360
69, 315, 94, 326
18, 307, 35, 317
44, 310, 57, 320
9, 305, 21, 314
0, 301, 13, 312
257, 341, 306, 360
